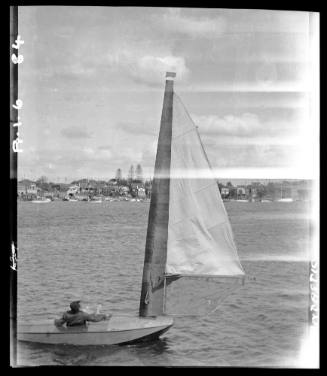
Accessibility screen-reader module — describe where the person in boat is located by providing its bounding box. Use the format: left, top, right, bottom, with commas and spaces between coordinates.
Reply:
54, 300, 111, 327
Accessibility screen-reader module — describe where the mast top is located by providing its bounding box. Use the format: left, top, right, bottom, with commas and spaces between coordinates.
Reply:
166, 72, 176, 81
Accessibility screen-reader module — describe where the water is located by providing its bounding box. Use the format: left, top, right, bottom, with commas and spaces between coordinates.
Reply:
17, 200, 312, 366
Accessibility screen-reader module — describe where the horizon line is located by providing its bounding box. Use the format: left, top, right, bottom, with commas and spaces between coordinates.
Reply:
17, 176, 314, 183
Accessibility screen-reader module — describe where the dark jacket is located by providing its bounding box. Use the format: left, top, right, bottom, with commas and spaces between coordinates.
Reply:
54, 310, 108, 327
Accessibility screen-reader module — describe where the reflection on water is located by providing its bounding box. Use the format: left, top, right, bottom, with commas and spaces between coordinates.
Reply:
18, 337, 173, 366
17, 201, 312, 366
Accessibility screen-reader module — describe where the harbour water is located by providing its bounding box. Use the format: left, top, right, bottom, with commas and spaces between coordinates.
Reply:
17, 200, 312, 366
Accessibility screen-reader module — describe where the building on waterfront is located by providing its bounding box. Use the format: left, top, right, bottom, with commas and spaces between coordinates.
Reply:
130, 182, 146, 198
96, 181, 109, 195
221, 187, 230, 198
119, 186, 130, 196
18, 183, 27, 196
18, 180, 39, 200
107, 179, 120, 196
236, 186, 247, 200
66, 185, 80, 197
137, 187, 146, 199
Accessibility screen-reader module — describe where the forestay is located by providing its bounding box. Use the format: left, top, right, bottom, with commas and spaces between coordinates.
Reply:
166, 94, 244, 277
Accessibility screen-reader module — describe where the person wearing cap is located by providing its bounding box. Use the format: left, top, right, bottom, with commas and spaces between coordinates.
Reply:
54, 300, 111, 327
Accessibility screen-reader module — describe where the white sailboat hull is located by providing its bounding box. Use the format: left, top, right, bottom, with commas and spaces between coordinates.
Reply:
17, 315, 173, 346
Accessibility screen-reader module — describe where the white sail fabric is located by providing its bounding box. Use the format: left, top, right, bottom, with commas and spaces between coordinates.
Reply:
166, 94, 244, 277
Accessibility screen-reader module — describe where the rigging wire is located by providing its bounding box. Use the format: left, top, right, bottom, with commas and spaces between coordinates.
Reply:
204, 280, 241, 317
165, 277, 245, 317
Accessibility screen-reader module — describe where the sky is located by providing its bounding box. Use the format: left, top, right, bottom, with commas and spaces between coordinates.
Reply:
17, 7, 319, 182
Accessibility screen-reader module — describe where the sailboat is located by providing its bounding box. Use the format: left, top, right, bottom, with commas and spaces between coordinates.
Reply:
17, 72, 244, 345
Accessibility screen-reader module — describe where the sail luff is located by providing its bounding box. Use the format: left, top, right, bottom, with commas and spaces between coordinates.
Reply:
139, 73, 174, 317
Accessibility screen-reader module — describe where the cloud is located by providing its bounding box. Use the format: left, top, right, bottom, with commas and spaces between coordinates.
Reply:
160, 8, 226, 37
134, 55, 189, 85
80, 146, 115, 161
206, 144, 295, 169
98, 145, 113, 151
69, 62, 95, 76
21, 147, 114, 173
107, 48, 190, 86
193, 113, 262, 137
117, 121, 157, 136
192, 112, 299, 141
61, 127, 92, 139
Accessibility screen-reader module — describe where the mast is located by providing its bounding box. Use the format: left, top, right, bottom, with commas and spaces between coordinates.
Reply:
139, 72, 175, 317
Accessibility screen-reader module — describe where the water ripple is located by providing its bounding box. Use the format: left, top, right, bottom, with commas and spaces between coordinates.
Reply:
17, 201, 311, 366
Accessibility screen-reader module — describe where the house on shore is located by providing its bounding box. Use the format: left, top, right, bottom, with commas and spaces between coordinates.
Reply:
66, 185, 80, 198
220, 187, 230, 198
130, 182, 146, 198
18, 180, 39, 200
236, 186, 247, 200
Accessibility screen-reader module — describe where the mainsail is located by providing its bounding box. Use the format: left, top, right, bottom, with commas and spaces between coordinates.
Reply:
139, 73, 244, 317
167, 94, 244, 277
